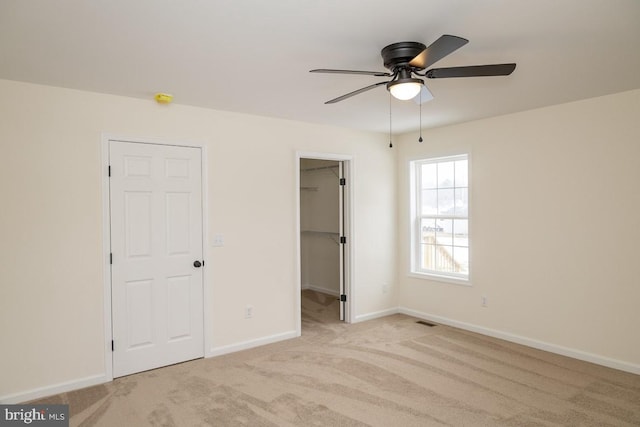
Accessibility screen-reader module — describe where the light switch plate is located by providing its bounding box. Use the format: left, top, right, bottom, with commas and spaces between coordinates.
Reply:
212, 234, 224, 247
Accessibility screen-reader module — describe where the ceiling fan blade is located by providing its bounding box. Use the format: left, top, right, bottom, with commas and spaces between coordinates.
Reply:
310, 69, 391, 77
409, 35, 469, 69
426, 63, 516, 78
413, 85, 434, 105
325, 81, 388, 104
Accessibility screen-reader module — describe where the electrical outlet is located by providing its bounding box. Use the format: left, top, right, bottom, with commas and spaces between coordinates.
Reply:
481, 296, 488, 307
245, 305, 253, 319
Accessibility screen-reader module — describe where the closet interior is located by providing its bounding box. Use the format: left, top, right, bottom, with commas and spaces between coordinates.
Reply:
300, 159, 341, 319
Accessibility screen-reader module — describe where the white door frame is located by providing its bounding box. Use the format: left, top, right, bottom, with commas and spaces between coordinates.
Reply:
101, 134, 211, 381
295, 151, 355, 333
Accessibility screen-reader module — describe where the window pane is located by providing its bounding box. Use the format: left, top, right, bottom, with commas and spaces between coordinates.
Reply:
438, 162, 455, 188
455, 160, 468, 187
421, 189, 438, 215
411, 155, 469, 279
436, 219, 452, 246
420, 218, 436, 244
437, 189, 455, 215
421, 244, 435, 270
453, 219, 468, 247
453, 247, 469, 274
435, 245, 453, 272
421, 163, 437, 189
454, 187, 468, 216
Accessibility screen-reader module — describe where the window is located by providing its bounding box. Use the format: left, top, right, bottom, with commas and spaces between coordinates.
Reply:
410, 154, 469, 282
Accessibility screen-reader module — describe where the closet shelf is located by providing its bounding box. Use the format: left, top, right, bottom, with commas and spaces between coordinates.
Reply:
301, 165, 339, 172
300, 186, 319, 191
301, 230, 340, 245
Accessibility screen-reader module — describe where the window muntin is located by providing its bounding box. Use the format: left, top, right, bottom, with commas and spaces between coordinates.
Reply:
412, 155, 469, 280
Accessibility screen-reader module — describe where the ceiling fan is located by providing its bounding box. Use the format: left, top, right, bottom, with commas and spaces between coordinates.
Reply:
310, 35, 516, 104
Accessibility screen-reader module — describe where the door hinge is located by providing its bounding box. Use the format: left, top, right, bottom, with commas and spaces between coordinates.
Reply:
108, 165, 111, 177
340, 236, 346, 244
111, 340, 114, 351
339, 178, 346, 186
110, 253, 113, 264
340, 294, 347, 302
202, 260, 205, 266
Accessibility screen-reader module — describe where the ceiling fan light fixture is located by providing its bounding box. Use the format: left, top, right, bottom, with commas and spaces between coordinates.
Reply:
387, 78, 423, 100
312, 35, 516, 105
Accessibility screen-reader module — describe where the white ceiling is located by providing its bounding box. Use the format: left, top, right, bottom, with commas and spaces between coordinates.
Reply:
1, 1, 639, 134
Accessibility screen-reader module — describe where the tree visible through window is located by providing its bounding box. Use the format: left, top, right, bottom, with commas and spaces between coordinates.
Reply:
411, 154, 469, 280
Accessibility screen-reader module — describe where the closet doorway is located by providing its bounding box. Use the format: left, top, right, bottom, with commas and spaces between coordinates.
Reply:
298, 154, 351, 325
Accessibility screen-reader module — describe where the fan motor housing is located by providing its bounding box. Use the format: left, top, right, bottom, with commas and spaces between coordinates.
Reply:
381, 41, 426, 70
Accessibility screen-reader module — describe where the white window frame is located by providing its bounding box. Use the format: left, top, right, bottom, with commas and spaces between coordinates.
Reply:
409, 154, 470, 285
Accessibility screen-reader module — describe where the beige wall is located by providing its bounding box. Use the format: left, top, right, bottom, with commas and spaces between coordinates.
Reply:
396, 89, 640, 369
0, 79, 397, 400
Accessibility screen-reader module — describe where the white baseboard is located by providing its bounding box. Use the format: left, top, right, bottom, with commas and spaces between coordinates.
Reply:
302, 283, 340, 297
207, 330, 299, 358
399, 307, 640, 376
0, 373, 109, 404
355, 307, 399, 323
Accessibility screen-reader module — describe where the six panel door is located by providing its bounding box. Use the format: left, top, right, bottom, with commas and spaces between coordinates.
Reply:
109, 141, 204, 378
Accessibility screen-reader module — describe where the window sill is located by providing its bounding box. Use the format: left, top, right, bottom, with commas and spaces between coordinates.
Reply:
408, 272, 472, 287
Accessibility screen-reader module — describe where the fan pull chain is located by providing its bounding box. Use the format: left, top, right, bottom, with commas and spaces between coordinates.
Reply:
389, 94, 393, 148
418, 96, 423, 143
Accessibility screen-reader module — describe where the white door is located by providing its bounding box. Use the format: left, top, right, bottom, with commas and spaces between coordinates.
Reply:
338, 161, 346, 321
109, 141, 204, 378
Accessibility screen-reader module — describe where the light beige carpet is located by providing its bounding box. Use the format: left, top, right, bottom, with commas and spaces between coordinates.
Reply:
32, 290, 640, 426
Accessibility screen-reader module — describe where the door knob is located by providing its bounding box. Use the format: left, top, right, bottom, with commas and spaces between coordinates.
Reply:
193, 260, 202, 268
